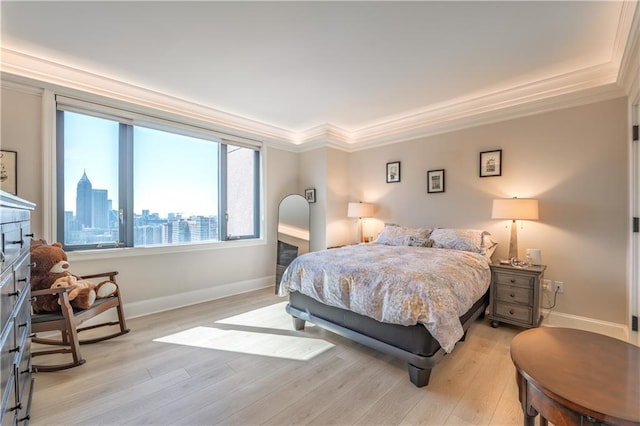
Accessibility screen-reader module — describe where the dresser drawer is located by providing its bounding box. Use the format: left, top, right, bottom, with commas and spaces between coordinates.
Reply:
0, 271, 15, 329
13, 254, 29, 298
494, 272, 534, 288
0, 370, 16, 426
495, 284, 532, 305
0, 323, 14, 403
16, 339, 30, 406
494, 302, 532, 324
0, 224, 21, 273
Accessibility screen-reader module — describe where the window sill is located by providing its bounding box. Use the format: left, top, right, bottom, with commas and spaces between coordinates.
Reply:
66, 238, 267, 262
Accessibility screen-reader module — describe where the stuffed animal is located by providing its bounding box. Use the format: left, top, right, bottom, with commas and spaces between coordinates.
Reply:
30, 240, 117, 313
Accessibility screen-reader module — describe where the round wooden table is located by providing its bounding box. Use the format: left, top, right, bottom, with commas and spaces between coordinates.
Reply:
510, 327, 640, 426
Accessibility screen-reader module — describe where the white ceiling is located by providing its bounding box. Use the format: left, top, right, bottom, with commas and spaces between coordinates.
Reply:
1, 1, 637, 146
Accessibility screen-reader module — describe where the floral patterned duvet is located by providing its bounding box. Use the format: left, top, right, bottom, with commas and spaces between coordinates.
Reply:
278, 243, 491, 353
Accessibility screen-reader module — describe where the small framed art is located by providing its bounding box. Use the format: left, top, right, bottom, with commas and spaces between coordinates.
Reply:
427, 169, 445, 193
386, 161, 400, 183
0, 150, 17, 195
305, 188, 316, 203
479, 149, 502, 177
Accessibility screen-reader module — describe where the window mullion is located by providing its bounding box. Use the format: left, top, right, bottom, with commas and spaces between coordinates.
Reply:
253, 150, 260, 238
119, 124, 134, 247
219, 144, 228, 240
55, 110, 65, 243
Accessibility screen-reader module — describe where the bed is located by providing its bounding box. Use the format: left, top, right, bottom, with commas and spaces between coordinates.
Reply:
278, 226, 495, 387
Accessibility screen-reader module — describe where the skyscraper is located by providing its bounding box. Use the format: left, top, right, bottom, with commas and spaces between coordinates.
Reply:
76, 170, 92, 228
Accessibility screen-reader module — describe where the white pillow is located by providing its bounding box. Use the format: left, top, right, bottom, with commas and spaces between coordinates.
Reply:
375, 224, 432, 246
430, 228, 496, 256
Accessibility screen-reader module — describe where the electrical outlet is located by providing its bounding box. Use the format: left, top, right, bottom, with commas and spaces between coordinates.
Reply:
542, 279, 551, 291
553, 281, 564, 293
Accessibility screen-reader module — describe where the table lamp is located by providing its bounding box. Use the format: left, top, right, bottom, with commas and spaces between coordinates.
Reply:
347, 202, 374, 243
491, 197, 539, 261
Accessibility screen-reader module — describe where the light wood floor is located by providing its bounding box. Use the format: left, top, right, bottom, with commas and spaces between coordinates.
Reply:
30, 288, 533, 426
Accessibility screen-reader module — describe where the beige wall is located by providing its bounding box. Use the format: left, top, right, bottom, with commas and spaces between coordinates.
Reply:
347, 97, 629, 325
299, 147, 327, 251
1, 85, 44, 235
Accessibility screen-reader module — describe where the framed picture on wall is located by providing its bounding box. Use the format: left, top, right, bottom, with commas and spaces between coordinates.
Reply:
479, 149, 502, 177
386, 161, 400, 183
427, 169, 445, 193
0, 150, 17, 195
305, 188, 316, 203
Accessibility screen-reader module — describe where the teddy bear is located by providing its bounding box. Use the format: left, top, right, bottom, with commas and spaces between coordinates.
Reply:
30, 239, 117, 313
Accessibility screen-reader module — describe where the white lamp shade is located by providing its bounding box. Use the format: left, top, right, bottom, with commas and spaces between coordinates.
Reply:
491, 198, 539, 220
347, 202, 374, 218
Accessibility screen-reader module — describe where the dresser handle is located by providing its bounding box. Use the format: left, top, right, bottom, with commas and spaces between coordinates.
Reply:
17, 278, 27, 283
18, 322, 28, 328
25, 233, 34, 238
9, 402, 23, 412
9, 289, 21, 298
0, 251, 4, 263
9, 345, 21, 354
9, 239, 24, 247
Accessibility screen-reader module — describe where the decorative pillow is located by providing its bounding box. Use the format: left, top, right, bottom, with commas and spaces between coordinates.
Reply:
430, 228, 495, 255
375, 224, 432, 246
483, 233, 498, 259
404, 236, 434, 247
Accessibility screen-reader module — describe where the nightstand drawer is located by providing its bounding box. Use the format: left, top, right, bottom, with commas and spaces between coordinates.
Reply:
495, 285, 532, 305
494, 303, 532, 324
495, 273, 534, 288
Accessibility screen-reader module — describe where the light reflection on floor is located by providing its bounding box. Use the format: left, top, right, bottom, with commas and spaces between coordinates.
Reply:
153, 302, 333, 361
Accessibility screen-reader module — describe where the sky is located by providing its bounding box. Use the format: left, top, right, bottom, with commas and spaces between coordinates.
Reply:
64, 111, 219, 217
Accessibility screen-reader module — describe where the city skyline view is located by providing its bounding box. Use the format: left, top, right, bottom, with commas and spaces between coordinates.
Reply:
65, 169, 219, 246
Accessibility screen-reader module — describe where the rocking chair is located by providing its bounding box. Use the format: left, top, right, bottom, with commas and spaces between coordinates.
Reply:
30, 271, 130, 372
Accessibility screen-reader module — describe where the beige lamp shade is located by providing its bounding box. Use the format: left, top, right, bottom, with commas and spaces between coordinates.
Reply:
347, 202, 374, 218
491, 198, 539, 220
492, 198, 539, 261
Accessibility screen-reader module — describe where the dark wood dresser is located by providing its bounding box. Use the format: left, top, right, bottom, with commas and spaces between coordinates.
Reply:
0, 191, 35, 424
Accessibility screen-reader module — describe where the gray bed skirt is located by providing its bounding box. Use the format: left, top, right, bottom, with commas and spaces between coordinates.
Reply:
286, 290, 489, 387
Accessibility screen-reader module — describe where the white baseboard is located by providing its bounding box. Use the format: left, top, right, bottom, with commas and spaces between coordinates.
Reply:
541, 309, 629, 341
124, 276, 276, 319
81, 276, 276, 327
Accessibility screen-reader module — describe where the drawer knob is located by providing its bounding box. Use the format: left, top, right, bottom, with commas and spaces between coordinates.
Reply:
509, 309, 515, 315
9, 289, 21, 298
509, 293, 515, 298
510, 279, 516, 283
9, 345, 21, 354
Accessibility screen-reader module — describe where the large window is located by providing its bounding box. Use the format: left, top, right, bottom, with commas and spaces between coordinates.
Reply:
56, 98, 261, 251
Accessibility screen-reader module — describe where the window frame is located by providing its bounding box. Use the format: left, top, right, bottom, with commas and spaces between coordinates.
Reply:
54, 95, 263, 252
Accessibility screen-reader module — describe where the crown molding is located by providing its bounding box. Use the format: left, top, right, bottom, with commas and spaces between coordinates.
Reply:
1, 37, 634, 153
345, 66, 624, 150
0, 79, 43, 96
0, 48, 296, 147
618, 0, 640, 94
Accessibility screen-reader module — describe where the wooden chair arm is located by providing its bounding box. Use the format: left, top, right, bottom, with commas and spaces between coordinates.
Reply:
31, 287, 71, 297
78, 271, 119, 280
32, 286, 74, 312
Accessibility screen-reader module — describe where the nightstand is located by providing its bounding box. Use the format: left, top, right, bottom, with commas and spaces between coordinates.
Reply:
488, 263, 546, 328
